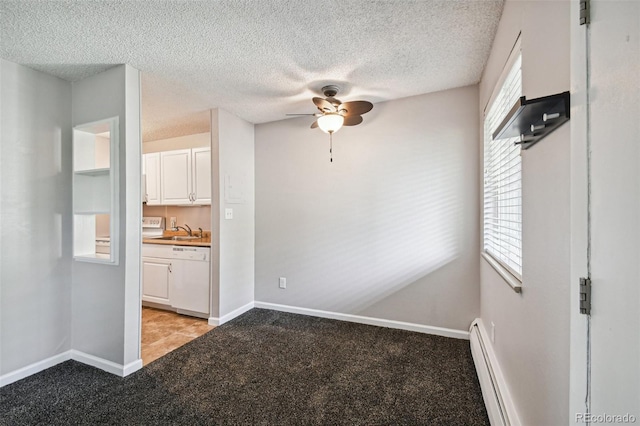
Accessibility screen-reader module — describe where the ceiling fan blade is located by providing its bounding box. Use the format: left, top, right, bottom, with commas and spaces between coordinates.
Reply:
338, 101, 373, 116
313, 97, 336, 113
311, 120, 319, 129
286, 113, 317, 116
343, 115, 363, 126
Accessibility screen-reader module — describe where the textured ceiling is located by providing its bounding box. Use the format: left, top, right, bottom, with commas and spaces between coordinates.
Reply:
1, 0, 503, 141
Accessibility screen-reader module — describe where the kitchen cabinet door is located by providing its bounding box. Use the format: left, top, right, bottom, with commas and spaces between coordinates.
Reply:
191, 147, 211, 205
160, 149, 192, 205
142, 257, 172, 305
143, 152, 161, 205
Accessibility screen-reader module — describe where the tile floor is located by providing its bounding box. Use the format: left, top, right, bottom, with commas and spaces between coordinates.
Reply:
141, 307, 215, 366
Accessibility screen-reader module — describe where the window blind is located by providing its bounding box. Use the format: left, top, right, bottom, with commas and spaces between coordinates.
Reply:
483, 54, 523, 279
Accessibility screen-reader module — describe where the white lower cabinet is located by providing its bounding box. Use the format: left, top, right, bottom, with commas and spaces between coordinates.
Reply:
141, 244, 210, 316
142, 257, 172, 305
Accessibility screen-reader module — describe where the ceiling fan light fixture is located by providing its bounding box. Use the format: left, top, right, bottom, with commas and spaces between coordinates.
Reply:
317, 113, 344, 134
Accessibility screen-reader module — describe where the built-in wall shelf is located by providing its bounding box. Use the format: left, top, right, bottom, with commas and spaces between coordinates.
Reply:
72, 117, 119, 265
74, 210, 111, 215
492, 91, 570, 150
74, 167, 110, 176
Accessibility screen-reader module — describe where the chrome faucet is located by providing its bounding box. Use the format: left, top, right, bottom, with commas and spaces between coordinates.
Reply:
176, 224, 192, 236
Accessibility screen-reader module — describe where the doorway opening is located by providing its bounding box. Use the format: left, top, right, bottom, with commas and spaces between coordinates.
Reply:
139, 104, 214, 366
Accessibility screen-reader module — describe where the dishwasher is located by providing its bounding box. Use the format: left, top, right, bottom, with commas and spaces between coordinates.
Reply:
170, 246, 210, 316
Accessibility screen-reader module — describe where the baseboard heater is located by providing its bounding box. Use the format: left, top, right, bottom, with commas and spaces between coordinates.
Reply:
469, 319, 520, 426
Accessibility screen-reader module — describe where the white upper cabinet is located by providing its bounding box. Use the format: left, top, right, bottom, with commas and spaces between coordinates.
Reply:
158, 147, 211, 206
191, 147, 211, 205
160, 149, 192, 205
143, 152, 161, 205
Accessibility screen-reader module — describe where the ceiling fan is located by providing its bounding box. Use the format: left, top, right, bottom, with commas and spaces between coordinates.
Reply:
287, 85, 374, 162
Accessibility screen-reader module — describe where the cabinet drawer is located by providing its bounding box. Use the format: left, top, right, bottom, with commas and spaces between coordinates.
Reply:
142, 243, 174, 258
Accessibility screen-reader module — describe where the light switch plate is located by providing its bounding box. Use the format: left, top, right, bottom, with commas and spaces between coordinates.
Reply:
225, 208, 233, 220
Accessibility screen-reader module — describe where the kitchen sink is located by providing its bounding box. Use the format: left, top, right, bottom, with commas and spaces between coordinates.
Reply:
154, 236, 201, 241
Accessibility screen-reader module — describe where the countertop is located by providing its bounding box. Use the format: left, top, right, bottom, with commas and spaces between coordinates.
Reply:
142, 230, 211, 247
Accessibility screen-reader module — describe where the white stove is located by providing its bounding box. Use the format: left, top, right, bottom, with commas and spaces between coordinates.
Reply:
95, 236, 111, 254
142, 216, 165, 239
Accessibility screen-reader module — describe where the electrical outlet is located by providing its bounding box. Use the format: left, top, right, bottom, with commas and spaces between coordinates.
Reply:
225, 208, 233, 220
169, 217, 177, 229
279, 277, 286, 289
491, 322, 496, 343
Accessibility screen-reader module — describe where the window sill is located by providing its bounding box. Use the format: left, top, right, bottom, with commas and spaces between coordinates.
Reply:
481, 252, 522, 294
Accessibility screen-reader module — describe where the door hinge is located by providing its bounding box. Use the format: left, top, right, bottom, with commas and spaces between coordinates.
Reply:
580, 277, 591, 315
580, 0, 590, 25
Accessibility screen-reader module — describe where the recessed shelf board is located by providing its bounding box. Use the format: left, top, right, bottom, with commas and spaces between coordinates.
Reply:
74, 210, 110, 215
74, 168, 110, 176
74, 253, 113, 264
492, 91, 570, 150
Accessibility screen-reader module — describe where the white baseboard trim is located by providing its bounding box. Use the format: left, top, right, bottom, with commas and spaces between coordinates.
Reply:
122, 359, 144, 376
0, 350, 72, 387
0, 349, 143, 387
209, 301, 255, 326
175, 308, 208, 320
254, 301, 469, 340
469, 319, 521, 426
70, 350, 142, 377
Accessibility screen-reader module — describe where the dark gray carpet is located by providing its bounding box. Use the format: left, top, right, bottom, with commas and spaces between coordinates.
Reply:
0, 309, 489, 425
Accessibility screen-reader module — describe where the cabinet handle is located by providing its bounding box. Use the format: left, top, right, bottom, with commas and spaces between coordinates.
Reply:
168, 264, 172, 273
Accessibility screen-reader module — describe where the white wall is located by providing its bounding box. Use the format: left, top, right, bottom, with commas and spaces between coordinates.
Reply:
215, 109, 255, 318
0, 60, 72, 375
255, 85, 480, 331
123, 66, 142, 367
478, 1, 571, 425
209, 109, 221, 318
71, 65, 141, 367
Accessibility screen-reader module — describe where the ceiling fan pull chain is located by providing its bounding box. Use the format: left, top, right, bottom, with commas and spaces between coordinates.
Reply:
330, 132, 333, 162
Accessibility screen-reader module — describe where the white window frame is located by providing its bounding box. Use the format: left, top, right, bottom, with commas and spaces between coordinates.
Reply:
482, 37, 523, 292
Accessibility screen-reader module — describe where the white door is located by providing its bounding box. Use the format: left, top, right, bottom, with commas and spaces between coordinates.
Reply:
570, 1, 640, 422
588, 1, 640, 420
160, 149, 192, 205
142, 257, 172, 305
191, 147, 211, 205
144, 152, 161, 205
